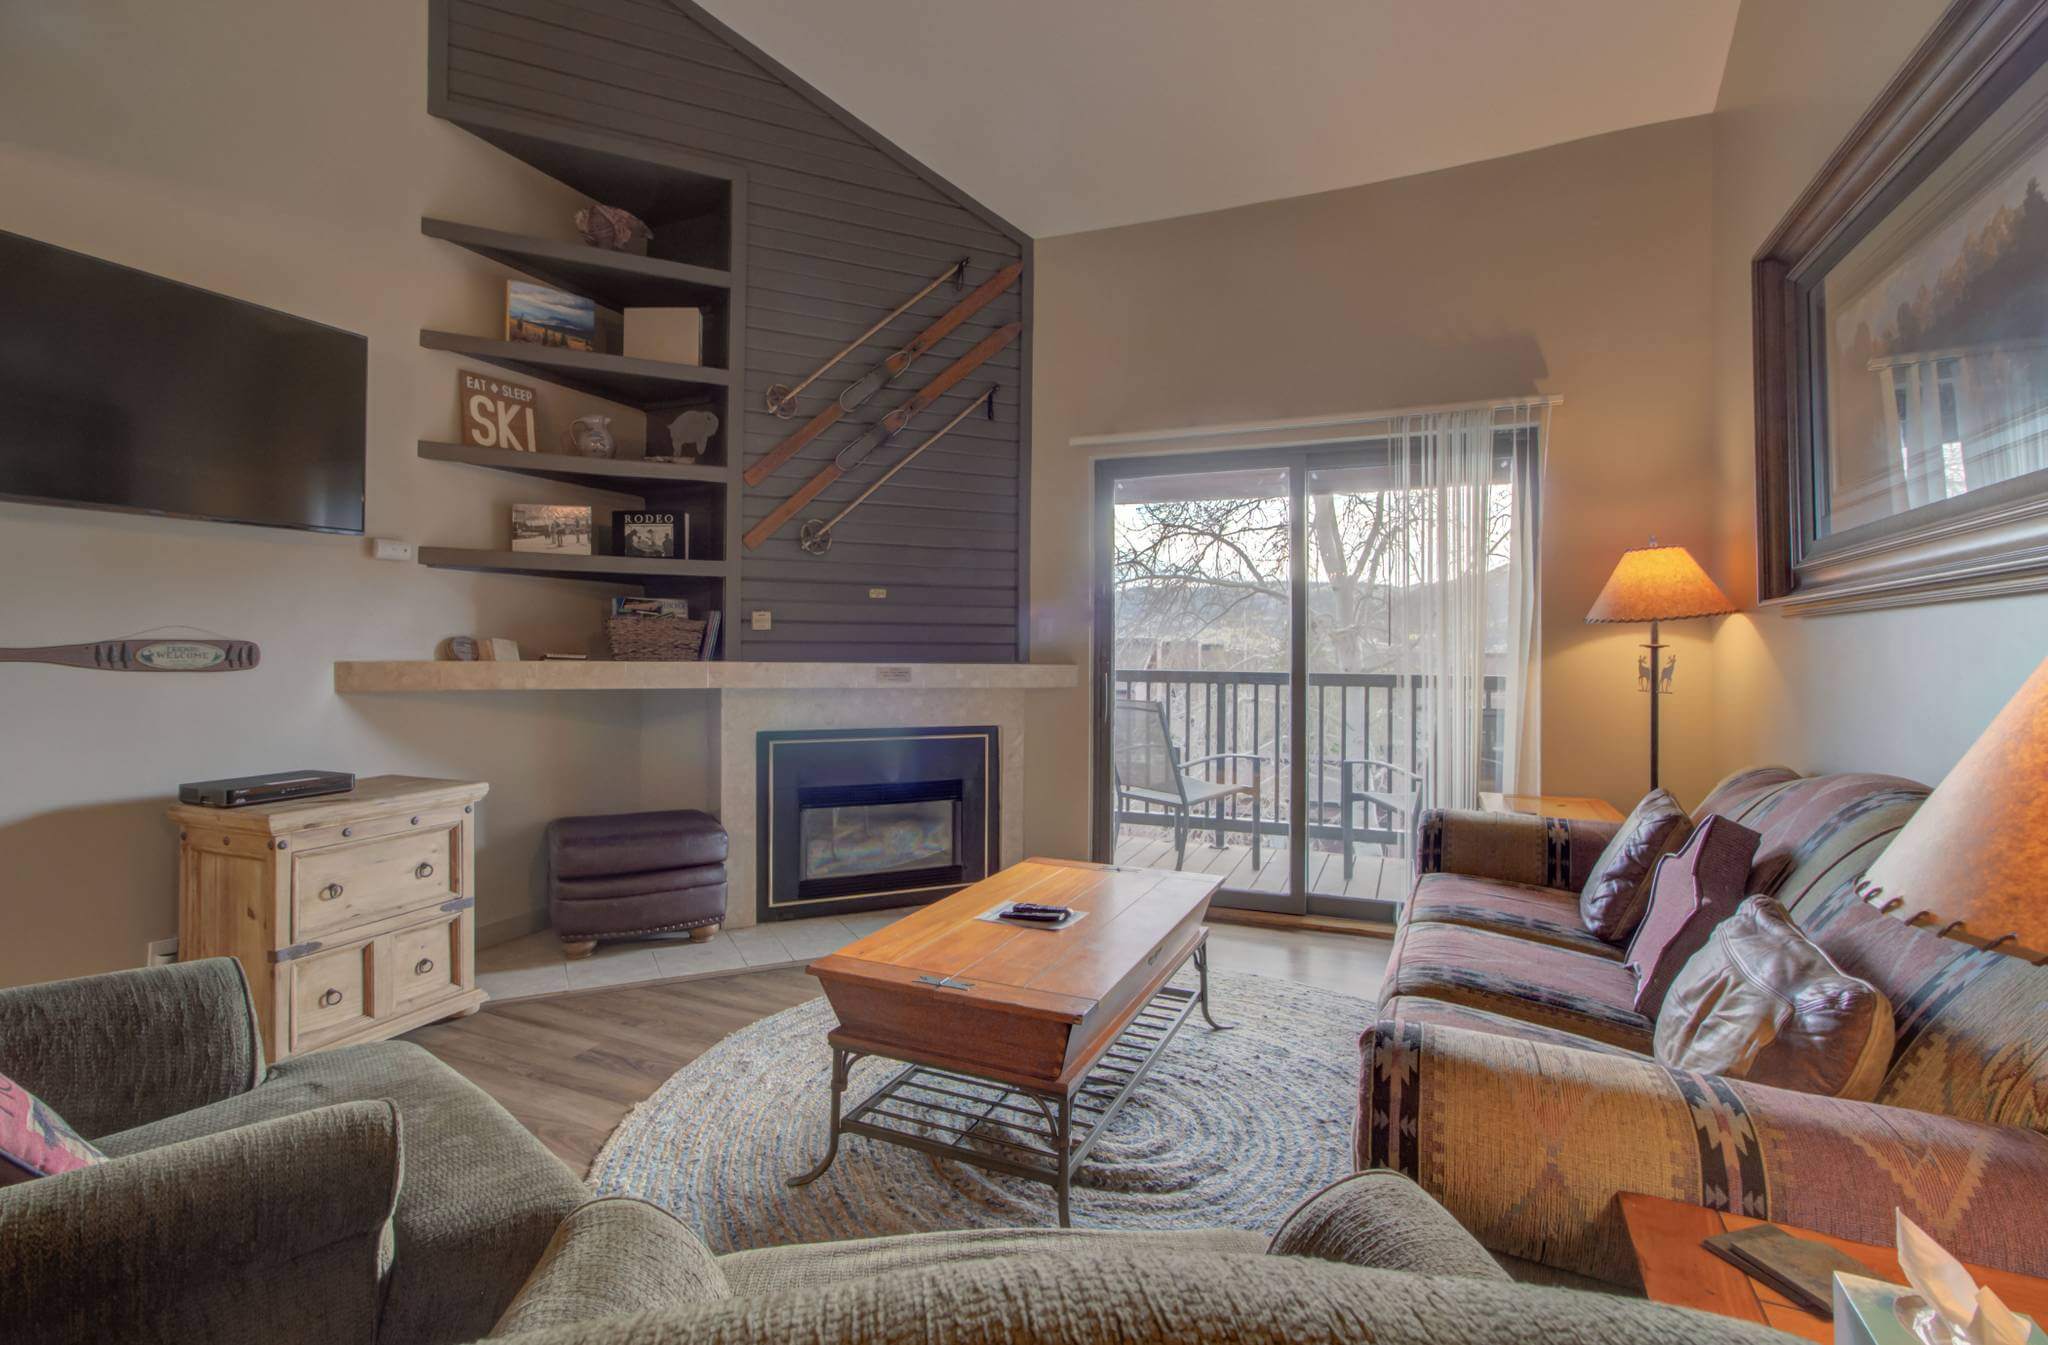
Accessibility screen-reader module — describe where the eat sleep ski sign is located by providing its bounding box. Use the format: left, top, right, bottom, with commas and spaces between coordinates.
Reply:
459, 370, 539, 453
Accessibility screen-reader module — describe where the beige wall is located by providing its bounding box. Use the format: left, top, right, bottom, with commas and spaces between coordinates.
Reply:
1026, 116, 1722, 864
1706, 0, 2048, 787
0, 0, 678, 985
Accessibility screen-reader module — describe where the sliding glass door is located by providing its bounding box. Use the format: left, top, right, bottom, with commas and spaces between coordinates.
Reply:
1092, 416, 1539, 920
1101, 463, 1297, 905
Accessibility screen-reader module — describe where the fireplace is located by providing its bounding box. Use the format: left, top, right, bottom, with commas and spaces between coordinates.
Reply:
756, 726, 997, 920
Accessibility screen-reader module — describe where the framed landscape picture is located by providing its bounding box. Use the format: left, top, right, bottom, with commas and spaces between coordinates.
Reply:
504, 281, 596, 352
1754, 0, 2048, 613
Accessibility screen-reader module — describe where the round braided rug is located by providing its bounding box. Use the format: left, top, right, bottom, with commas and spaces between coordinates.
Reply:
588, 969, 1369, 1251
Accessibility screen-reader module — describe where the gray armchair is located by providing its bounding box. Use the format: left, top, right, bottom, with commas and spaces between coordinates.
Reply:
479, 1173, 1789, 1344
0, 957, 583, 1345
1112, 697, 1264, 869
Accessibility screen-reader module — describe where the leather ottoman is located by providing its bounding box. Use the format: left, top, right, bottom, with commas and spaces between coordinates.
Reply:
545, 809, 728, 958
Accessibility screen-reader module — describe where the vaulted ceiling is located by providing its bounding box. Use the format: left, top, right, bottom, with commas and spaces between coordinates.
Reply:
694, 0, 1742, 239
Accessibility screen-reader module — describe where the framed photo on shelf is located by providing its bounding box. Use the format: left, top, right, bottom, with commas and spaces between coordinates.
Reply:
1755, 0, 2048, 614
504, 280, 597, 352
510, 503, 591, 554
613, 510, 676, 558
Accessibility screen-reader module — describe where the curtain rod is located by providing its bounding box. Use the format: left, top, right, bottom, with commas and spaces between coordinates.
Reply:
1073, 394, 1563, 453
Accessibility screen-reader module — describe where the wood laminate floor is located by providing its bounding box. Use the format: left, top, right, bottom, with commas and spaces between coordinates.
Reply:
406, 925, 1389, 1174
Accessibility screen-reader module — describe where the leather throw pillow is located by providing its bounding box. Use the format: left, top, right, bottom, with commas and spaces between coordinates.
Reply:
1623, 814, 1761, 1014
1655, 895, 1895, 1101
1578, 788, 1690, 943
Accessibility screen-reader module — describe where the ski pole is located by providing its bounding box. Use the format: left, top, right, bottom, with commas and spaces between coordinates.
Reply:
799, 386, 998, 554
761, 257, 966, 417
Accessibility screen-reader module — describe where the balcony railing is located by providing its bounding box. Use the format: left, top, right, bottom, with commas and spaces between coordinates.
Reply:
1112, 668, 1505, 850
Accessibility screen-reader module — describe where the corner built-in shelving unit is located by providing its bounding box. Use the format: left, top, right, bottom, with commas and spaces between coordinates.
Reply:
417, 440, 727, 491
414, 548, 728, 584
419, 219, 731, 310
419, 330, 728, 405
416, 104, 746, 655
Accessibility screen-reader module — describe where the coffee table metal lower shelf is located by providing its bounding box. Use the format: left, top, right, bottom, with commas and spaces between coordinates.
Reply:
788, 942, 1227, 1226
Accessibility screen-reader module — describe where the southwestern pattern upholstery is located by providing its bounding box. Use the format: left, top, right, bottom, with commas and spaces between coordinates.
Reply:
1358, 1019, 2048, 1284
1382, 921, 1652, 1051
0, 959, 582, 1345
1405, 873, 1621, 958
1362, 766, 2048, 1287
1414, 807, 1621, 892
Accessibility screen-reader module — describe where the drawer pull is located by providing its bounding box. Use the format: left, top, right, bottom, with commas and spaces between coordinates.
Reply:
319, 988, 344, 1008
415, 862, 435, 881
414, 957, 436, 976
320, 883, 345, 901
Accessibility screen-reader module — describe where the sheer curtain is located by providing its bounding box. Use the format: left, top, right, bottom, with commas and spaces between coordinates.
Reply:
1382, 402, 1546, 810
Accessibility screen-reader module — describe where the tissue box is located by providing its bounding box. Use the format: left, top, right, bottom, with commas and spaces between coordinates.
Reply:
1836, 1274, 2048, 1345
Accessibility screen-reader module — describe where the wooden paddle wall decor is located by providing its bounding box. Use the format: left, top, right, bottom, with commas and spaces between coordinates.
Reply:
0, 638, 261, 672
429, 0, 1031, 662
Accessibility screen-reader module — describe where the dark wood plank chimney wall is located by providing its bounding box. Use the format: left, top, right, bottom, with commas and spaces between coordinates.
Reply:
430, 0, 1032, 661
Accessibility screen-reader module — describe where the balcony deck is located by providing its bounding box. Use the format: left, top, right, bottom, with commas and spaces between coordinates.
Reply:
1111, 822, 1408, 903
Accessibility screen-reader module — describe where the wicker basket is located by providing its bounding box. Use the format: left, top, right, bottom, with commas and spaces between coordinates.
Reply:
607, 614, 707, 661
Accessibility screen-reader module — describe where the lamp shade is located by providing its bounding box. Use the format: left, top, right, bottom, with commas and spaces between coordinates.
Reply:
1859, 655, 2048, 964
1585, 544, 1737, 623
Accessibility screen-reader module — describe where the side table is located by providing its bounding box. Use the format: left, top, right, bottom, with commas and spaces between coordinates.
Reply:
1477, 791, 1625, 823
1621, 1192, 2048, 1342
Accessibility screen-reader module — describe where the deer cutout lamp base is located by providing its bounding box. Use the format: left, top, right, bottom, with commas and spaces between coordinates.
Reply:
1639, 619, 1675, 791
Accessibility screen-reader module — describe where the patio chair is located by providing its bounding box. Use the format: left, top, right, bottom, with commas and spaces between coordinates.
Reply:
1338, 757, 1425, 880
1112, 698, 1263, 870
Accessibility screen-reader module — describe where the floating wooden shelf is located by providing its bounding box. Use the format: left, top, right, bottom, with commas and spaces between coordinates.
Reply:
419, 330, 729, 406
334, 660, 1079, 693
421, 219, 731, 310
417, 547, 730, 584
416, 440, 728, 494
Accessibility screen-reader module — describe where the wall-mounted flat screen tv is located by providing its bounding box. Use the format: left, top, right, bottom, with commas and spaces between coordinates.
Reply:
0, 230, 366, 534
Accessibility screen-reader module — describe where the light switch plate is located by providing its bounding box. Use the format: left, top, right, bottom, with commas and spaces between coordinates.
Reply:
371, 538, 416, 562
144, 936, 179, 967
750, 609, 772, 631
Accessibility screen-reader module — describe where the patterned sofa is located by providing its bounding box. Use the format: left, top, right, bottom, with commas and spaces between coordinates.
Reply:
1357, 767, 2048, 1286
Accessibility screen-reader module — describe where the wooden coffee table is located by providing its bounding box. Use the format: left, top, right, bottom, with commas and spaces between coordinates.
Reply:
1621, 1193, 2048, 1341
788, 857, 1227, 1225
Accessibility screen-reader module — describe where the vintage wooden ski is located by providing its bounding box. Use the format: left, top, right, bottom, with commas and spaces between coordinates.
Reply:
743, 322, 1020, 549
742, 262, 1023, 489
0, 637, 261, 672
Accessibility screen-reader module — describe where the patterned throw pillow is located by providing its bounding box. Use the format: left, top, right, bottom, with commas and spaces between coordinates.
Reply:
0, 1070, 104, 1185
1655, 895, 1895, 1100
1623, 815, 1762, 1014
1578, 788, 1691, 943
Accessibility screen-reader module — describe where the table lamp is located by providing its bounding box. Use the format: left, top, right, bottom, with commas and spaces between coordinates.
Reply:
1585, 540, 1737, 790
1856, 654, 2048, 965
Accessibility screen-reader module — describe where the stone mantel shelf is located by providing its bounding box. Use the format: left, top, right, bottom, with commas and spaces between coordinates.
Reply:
334, 660, 1078, 694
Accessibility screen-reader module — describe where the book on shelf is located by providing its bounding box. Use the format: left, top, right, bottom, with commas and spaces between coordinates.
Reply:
611, 597, 688, 619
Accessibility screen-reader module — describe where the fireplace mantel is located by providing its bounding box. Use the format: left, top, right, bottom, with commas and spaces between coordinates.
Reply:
334, 661, 1075, 693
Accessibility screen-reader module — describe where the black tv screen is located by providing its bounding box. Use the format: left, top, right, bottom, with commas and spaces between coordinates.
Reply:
0, 230, 366, 534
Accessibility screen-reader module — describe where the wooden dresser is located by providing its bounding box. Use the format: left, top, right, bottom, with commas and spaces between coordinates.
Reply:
171, 775, 489, 1061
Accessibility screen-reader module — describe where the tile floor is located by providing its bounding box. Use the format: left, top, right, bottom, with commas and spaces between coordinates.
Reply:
476, 907, 1389, 1004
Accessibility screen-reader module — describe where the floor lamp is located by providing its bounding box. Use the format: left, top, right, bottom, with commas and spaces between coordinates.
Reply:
1585, 541, 1736, 791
